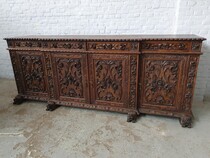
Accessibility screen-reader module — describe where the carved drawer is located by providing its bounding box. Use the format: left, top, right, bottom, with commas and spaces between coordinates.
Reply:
87, 42, 139, 52
47, 41, 86, 51
10, 40, 42, 49
141, 41, 191, 53
8, 40, 86, 52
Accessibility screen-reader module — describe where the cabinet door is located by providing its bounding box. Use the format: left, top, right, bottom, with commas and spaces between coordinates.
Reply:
140, 54, 187, 111
89, 54, 132, 107
16, 51, 48, 98
51, 53, 89, 103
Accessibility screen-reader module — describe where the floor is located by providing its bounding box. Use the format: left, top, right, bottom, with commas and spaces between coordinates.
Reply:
0, 79, 210, 158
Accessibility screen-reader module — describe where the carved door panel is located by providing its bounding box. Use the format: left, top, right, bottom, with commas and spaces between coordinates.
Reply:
89, 54, 132, 107
140, 54, 187, 111
51, 53, 89, 103
16, 51, 48, 98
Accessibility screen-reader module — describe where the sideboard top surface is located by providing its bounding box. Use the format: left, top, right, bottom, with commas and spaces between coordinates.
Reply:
4, 34, 206, 41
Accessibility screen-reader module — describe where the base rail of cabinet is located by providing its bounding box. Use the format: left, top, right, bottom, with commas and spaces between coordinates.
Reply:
139, 108, 193, 128
12, 96, 139, 123
13, 95, 194, 127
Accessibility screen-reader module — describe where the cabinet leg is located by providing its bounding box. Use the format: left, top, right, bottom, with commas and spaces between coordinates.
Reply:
127, 112, 138, 123
179, 114, 193, 128
13, 95, 25, 105
46, 102, 60, 111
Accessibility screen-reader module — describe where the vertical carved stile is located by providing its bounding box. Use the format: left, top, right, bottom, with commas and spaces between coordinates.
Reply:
45, 53, 55, 99
183, 56, 199, 112
129, 55, 137, 108
9, 51, 23, 94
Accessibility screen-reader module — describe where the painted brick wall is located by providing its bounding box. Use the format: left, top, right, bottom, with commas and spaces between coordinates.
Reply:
175, 0, 210, 101
0, 0, 209, 101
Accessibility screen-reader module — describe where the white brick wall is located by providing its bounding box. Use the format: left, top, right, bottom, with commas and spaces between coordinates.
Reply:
0, 0, 209, 101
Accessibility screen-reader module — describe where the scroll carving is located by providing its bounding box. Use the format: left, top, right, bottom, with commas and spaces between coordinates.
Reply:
183, 56, 199, 111
20, 55, 45, 92
95, 60, 123, 102
56, 58, 83, 98
142, 42, 187, 50
144, 59, 179, 106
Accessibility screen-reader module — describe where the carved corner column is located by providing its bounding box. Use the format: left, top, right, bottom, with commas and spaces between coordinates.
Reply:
44, 52, 60, 111
9, 51, 25, 105
181, 55, 200, 128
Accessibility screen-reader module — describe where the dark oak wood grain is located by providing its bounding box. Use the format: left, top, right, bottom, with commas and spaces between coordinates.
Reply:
5, 35, 206, 127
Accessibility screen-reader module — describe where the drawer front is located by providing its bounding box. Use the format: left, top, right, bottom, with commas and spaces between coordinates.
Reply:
140, 54, 187, 111
9, 40, 86, 51
141, 41, 191, 53
87, 42, 139, 52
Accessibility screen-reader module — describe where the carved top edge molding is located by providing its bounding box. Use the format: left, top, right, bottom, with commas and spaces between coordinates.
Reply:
4, 35, 206, 41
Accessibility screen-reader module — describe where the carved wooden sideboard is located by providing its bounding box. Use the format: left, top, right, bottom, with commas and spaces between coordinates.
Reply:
4, 35, 206, 127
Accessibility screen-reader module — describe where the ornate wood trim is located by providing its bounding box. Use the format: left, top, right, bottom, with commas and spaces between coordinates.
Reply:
4, 35, 206, 41
54, 100, 137, 114
129, 55, 138, 108
12, 41, 86, 50
9, 51, 24, 94
192, 41, 201, 52
183, 56, 199, 112
142, 41, 190, 51
87, 42, 139, 51
44, 53, 55, 99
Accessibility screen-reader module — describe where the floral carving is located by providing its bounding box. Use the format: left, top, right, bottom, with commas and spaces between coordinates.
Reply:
56, 58, 83, 98
20, 55, 45, 92
95, 60, 123, 101
144, 59, 179, 106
